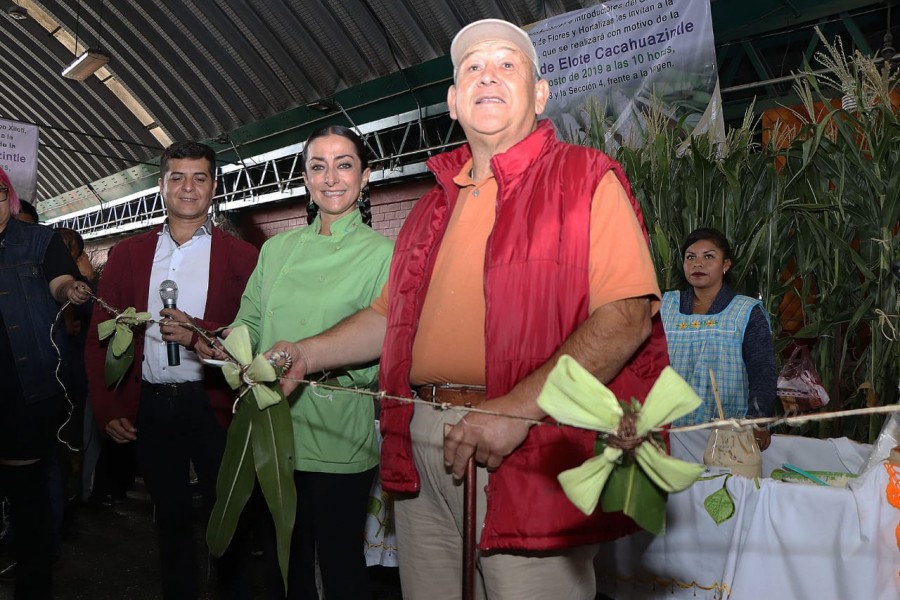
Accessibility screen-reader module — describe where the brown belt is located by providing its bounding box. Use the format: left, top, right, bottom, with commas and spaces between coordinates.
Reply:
415, 384, 486, 407
141, 380, 204, 398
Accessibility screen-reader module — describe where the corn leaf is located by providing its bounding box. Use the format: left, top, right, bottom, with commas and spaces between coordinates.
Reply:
223, 325, 253, 365
557, 449, 622, 515
247, 355, 280, 410
250, 399, 296, 590
536, 355, 621, 433
207, 408, 255, 557
110, 323, 134, 358
635, 444, 706, 493
104, 340, 134, 389
635, 366, 702, 435
97, 318, 117, 341
601, 460, 668, 535
222, 362, 242, 392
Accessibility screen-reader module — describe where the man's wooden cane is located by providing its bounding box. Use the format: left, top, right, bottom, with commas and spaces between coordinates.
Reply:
463, 455, 476, 600
445, 423, 477, 600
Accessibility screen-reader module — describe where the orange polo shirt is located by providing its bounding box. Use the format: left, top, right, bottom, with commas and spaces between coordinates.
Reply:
371, 160, 660, 386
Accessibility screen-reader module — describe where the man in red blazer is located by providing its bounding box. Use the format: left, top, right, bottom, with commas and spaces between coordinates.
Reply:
85, 141, 258, 599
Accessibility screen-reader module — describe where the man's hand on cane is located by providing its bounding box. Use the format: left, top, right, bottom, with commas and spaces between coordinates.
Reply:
443, 393, 535, 479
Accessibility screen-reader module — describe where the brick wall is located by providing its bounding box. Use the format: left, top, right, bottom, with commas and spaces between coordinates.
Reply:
241, 202, 307, 248
369, 179, 434, 239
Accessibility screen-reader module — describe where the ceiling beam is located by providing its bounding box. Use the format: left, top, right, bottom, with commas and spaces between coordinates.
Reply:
712, 0, 883, 44
741, 41, 780, 98
839, 11, 875, 54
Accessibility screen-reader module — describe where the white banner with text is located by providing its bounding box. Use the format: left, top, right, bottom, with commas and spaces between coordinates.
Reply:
0, 118, 39, 203
528, 0, 722, 144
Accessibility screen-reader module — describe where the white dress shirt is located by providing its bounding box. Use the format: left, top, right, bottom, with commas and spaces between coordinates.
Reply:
142, 221, 212, 384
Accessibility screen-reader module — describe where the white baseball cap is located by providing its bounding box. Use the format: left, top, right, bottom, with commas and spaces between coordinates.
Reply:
450, 19, 539, 74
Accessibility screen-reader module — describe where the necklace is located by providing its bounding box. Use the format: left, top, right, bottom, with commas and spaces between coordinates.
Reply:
692, 294, 713, 314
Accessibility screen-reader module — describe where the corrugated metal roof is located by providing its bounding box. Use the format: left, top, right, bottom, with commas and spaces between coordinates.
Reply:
2, 0, 607, 210
0, 0, 892, 217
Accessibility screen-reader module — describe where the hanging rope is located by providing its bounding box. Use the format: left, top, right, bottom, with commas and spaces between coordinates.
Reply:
59, 292, 900, 448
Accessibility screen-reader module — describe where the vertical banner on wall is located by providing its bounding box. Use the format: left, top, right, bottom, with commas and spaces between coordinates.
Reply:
528, 0, 722, 145
0, 118, 40, 203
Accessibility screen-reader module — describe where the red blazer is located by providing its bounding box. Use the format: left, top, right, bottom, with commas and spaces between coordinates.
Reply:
86, 225, 258, 430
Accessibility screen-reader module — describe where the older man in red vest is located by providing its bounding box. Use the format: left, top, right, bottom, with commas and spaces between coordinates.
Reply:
265, 19, 666, 600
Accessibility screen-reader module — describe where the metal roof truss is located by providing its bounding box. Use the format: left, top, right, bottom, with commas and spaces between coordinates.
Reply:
50, 102, 463, 239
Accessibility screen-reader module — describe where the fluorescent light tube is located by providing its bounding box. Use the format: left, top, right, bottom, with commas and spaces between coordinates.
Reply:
62, 50, 110, 81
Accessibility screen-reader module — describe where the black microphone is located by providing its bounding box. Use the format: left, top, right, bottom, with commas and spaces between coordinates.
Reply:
159, 280, 180, 366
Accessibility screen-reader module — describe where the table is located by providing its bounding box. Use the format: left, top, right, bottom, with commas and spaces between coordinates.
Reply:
596, 433, 900, 599
365, 421, 398, 567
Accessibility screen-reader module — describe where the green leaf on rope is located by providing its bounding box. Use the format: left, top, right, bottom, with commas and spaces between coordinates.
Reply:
104, 339, 134, 389
250, 399, 296, 590
704, 480, 736, 525
98, 307, 152, 387
635, 443, 707, 492
208, 408, 255, 557
558, 450, 621, 515
220, 326, 281, 410
602, 459, 668, 535
97, 318, 117, 341
536, 357, 705, 534
111, 323, 134, 358
205, 325, 296, 591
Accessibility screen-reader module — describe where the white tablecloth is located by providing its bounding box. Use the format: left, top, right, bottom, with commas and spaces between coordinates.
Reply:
596, 433, 900, 599
364, 421, 398, 567
364, 474, 398, 567
669, 430, 871, 477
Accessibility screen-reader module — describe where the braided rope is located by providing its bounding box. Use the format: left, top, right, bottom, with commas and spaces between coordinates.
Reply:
71, 294, 900, 441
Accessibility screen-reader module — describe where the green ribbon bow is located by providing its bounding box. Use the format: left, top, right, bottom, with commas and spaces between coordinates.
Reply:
536, 356, 705, 534
97, 307, 152, 388
219, 325, 282, 411
206, 325, 296, 590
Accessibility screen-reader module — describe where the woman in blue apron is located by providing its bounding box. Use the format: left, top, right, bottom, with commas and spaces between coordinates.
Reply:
660, 228, 776, 449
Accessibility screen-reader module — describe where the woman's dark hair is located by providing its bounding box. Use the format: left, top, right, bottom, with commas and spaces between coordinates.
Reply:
18, 199, 39, 223
681, 227, 733, 261
302, 125, 372, 227
55, 226, 85, 258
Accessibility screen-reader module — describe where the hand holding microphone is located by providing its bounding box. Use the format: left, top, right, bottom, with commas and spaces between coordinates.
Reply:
159, 280, 181, 366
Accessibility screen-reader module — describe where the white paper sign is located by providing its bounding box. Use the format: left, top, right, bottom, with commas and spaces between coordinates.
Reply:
529, 0, 722, 144
0, 119, 40, 203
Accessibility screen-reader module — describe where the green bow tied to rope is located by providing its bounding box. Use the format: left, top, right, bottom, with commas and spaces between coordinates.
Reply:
97, 307, 152, 388
220, 325, 282, 410
207, 324, 296, 590
537, 356, 705, 535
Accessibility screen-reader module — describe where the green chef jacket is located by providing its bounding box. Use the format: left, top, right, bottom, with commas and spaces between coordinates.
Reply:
232, 210, 394, 473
